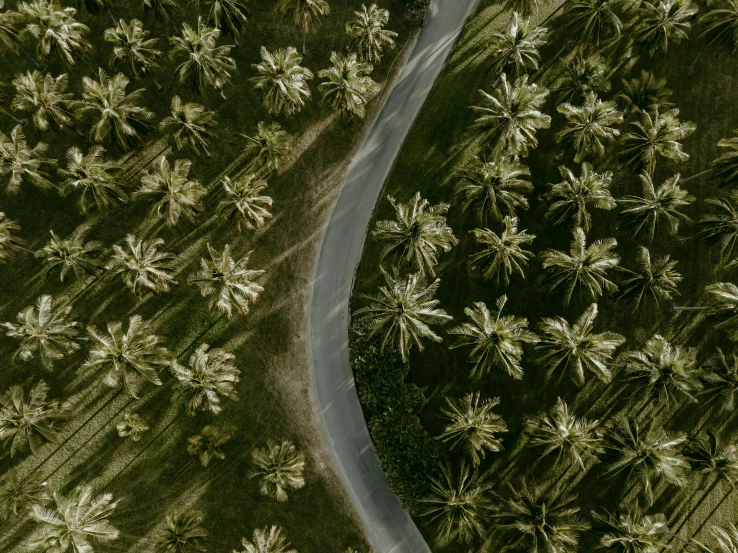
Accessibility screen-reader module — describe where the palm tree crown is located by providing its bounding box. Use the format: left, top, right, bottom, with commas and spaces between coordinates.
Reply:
0, 125, 55, 194
318, 52, 379, 119
345, 3, 397, 63
438, 392, 508, 467
18, 0, 91, 65
187, 425, 230, 466
250, 439, 306, 502
634, 0, 697, 57
0, 470, 48, 520
486, 12, 547, 77
3, 295, 81, 368
108, 234, 177, 296
536, 303, 626, 385
83, 315, 170, 397
251, 46, 314, 116
468, 216, 535, 284
539, 227, 620, 305
711, 130, 738, 188
189, 0, 251, 38
554, 55, 611, 104
707, 282, 738, 341
526, 397, 604, 469
11, 71, 78, 132
159, 96, 217, 157
169, 17, 236, 96
29, 487, 120, 552
104, 19, 162, 80
354, 270, 452, 362
242, 121, 294, 175
80, 69, 154, 150
697, 191, 738, 267
684, 431, 738, 485
155, 509, 209, 553
592, 503, 669, 553
0, 213, 24, 262
188, 243, 264, 318
472, 73, 551, 157
275, 0, 330, 54
217, 174, 273, 231
619, 70, 673, 117
558, 0, 625, 46
234, 526, 297, 553
619, 109, 695, 175
171, 343, 240, 415
59, 146, 127, 215
619, 172, 694, 241
557, 92, 623, 163
701, 348, 738, 411
616, 246, 681, 309
454, 155, 533, 225
544, 162, 616, 231
0, 9, 23, 55
449, 296, 538, 380
134, 156, 207, 227
373, 192, 457, 277
699, 0, 738, 54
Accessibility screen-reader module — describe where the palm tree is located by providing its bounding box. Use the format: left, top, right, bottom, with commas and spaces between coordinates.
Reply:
275, 0, 330, 54
189, 0, 250, 41
711, 131, 738, 189
0, 470, 48, 520
468, 216, 535, 284
0, 125, 55, 194
155, 509, 208, 553
234, 526, 297, 553
242, 121, 294, 175
486, 12, 547, 77
171, 343, 240, 415
29, 488, 120, 552
537, 303, 625, 385
557, 92, 623, 163
18, 0, 91, 66
554, 55, 611, 104
454, 155, 533, 225
525, 397, 604, 469
80, 69, 154, 150
159, 96, 217, 157
684, 431, 738, 485
11, 71, 78, 132
217, 174, 273, 231
39, 229, 105, 282
621, 334, 701, 407
448, 296, 538, 380
539, 227, 620, 305
618, 109, 695, 175
438, 392, 507, 467
692, 525, 738, 553
251, 46, 314, 116
346, 3, 397, 63
491, 481, 590, 553
472, 73, 551, 157
134, 157, 207, 227
699, 0, 738, 54
701, 348, 738, 412
354, 270, 452, 362
634, 0, 697, 57
59, 146, 127, 215
82, 315, 170, 397
0, 9, 23, 55
143, 0, 177, 22
706, 282, 738, 340
318, 52, 379, 119
0, 213, 24, 263
544, 162, 616, 231
3, 295, 81, 369
619, 172, 694, 241
187, 425, 230, 467
108, 235, 177, 296
420, 462, 493, 547
373, 193, 457, 277
250, 440, 306, 502
618, 70, 673, 117
616, 246, 681, 309
170, 17, 236, 97
188, 244, 264, 318
697, 192, 738, 267
558, 0, 625, 46
104, 19, 162, 80
592, 503, 669, 553
605, 418, 687, 505
116, 412, 149, 441
0, 380, 66, 456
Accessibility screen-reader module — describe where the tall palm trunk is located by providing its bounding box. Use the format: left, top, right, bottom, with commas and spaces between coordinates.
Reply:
301, 20, 306, 55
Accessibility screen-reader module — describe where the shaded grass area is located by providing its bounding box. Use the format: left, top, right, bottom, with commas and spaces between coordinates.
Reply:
0, 0, 417, 551
352, 0, 738, 551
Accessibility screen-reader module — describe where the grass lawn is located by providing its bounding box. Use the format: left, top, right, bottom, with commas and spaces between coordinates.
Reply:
352, 0, 738, 551
0, 0, 417, 551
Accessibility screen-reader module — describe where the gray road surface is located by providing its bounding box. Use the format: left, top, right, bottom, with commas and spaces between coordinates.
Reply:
307, 1, 480, 552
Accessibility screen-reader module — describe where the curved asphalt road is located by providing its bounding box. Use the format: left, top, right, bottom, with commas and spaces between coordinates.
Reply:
307, 1, 479, 552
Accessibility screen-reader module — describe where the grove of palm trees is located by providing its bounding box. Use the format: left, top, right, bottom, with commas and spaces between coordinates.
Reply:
351, 0, 738, 551
0, 0, 418, 551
